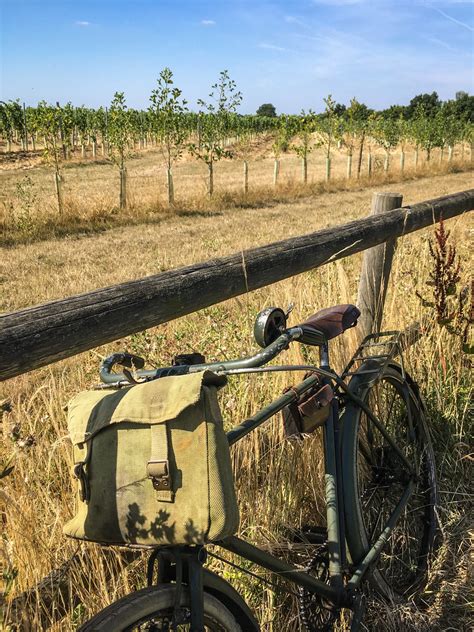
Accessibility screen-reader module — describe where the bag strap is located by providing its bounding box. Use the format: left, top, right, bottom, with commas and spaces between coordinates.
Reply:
147, 423, 174, 502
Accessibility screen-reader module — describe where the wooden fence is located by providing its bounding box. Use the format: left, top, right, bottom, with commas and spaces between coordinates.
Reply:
1, 189, 473, 382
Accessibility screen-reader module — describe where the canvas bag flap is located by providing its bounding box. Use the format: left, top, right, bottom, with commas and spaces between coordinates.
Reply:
67, 370, 227, 446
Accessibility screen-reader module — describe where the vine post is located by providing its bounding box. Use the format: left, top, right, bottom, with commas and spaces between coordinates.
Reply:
357, 191, 403, 339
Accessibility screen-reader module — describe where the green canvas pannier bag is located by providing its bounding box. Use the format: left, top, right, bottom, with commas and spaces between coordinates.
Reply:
63, 371, 239, 548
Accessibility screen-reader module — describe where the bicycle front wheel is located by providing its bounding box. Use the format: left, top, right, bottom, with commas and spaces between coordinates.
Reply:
341, 362, 437, 601
79, 584, 242, 631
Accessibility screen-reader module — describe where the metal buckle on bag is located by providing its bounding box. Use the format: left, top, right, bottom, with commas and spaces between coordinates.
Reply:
147, 460, 171, 491
73, 461, 90, 503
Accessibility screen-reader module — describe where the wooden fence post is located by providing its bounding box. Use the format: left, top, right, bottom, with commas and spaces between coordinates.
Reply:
357, 191, 403, 339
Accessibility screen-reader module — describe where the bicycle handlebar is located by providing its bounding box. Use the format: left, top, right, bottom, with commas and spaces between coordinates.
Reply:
99, 327, 305, 385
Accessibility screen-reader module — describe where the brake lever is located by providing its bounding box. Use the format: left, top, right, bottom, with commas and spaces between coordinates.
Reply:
285, 303, 295, 320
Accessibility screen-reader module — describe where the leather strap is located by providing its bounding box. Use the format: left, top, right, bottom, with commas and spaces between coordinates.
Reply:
147, 424, 174, 502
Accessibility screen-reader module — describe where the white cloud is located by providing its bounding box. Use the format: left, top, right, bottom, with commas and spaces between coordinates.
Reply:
285, 15, 306, 26
431, 6, 474, 30
75, 21, 91, 27
200, 20, 216, 26
259, 43, 287, 52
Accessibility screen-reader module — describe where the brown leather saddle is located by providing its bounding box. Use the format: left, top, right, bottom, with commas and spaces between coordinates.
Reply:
297, 304, 360, 341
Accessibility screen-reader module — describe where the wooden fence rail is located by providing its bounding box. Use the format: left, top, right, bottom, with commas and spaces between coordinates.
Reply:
1, 189, 473, 381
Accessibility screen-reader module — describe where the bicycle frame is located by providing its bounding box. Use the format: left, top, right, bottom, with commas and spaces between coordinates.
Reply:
148, 353, 416, 630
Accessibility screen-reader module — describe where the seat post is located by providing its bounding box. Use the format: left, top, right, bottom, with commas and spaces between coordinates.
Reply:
320, 342, 330, 369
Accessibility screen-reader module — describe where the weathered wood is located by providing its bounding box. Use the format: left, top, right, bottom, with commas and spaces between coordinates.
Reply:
325, 157, 331, 181
346, 153, 352, 179
167, 168, 174, 205
119, 166, 127, 210
273, 159, 280, 186
356, 192, 403, 339
1, 190, 473, 381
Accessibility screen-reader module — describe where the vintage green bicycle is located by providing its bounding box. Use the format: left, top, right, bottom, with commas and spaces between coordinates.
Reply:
79, 303, 437, 631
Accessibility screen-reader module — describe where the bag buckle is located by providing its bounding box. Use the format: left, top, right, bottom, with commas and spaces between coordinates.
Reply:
147, 460, 171, 491
73, 461, 90, 503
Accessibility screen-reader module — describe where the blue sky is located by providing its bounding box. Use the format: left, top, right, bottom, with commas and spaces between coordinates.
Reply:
1, 0, 473, 113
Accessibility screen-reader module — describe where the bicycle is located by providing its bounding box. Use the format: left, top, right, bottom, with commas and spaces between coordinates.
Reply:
79, 303, 437, 631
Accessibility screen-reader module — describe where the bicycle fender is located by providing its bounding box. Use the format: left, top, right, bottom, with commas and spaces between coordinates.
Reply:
161, 565, 260, 631
202, 569, 260, 631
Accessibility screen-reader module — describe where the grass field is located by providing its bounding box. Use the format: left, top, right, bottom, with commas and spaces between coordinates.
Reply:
0, 138, 471, 246
0, 168, 473, 630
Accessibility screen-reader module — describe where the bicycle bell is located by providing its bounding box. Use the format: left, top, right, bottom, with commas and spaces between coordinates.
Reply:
254, 306, 288, 348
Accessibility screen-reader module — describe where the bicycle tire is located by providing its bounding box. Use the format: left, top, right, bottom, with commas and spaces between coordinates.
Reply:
341, 361, 437, 601
78, 584, 243, 631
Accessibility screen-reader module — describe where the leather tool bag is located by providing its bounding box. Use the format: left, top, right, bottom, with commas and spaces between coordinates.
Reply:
282, 376, 333, 439
63, 371, 239, 548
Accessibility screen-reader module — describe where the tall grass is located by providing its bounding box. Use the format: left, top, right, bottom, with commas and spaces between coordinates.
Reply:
0, 193, 472, 630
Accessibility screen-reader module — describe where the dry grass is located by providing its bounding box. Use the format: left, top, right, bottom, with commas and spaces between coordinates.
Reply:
0, 171, 472, 630
0, 139, 472, 246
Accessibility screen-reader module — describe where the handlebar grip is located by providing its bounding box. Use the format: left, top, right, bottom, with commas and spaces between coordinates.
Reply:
298, 325, 327, 347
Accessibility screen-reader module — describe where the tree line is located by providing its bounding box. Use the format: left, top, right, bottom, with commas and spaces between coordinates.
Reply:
1, 71, 472, 213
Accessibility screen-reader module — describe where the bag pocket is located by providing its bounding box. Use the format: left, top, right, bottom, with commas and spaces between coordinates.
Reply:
282, 377, 333, 439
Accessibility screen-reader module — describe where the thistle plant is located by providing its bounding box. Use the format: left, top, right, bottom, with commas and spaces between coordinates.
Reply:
418, 217, 473, 354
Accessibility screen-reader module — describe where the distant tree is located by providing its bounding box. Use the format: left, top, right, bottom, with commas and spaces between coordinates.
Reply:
342, 98, 368, 178
372, 115, 401, 172
290, 110, 318, 184
271, 115, 291, 185
407, 92, 441, 119
447, 92, 474, 123
149, 67, 189, 205
108, 92, 132, 210
256, 103, 277, 117
380, 104, 409, 120
333, 102, 347, 117
319, 95, 343, 181
189, 70, 242, 196
35, 101, 68, 214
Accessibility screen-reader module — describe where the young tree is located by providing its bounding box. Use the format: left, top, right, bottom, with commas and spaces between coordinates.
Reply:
342, 98, 368, 179
108, 92, 132, 210
290, 111, 318, 184
271, 116, 291, 186
411, 104, 440, 164
438, 105, 462, 164
149, 68, 189, 205
75, 106, 90, 159
372, 115, 400, 173
319, 95, 342, 181
397, 115, 409, 173
35, 101, 67, 214
188, 70, 242, 196
0, 100, 23, 152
